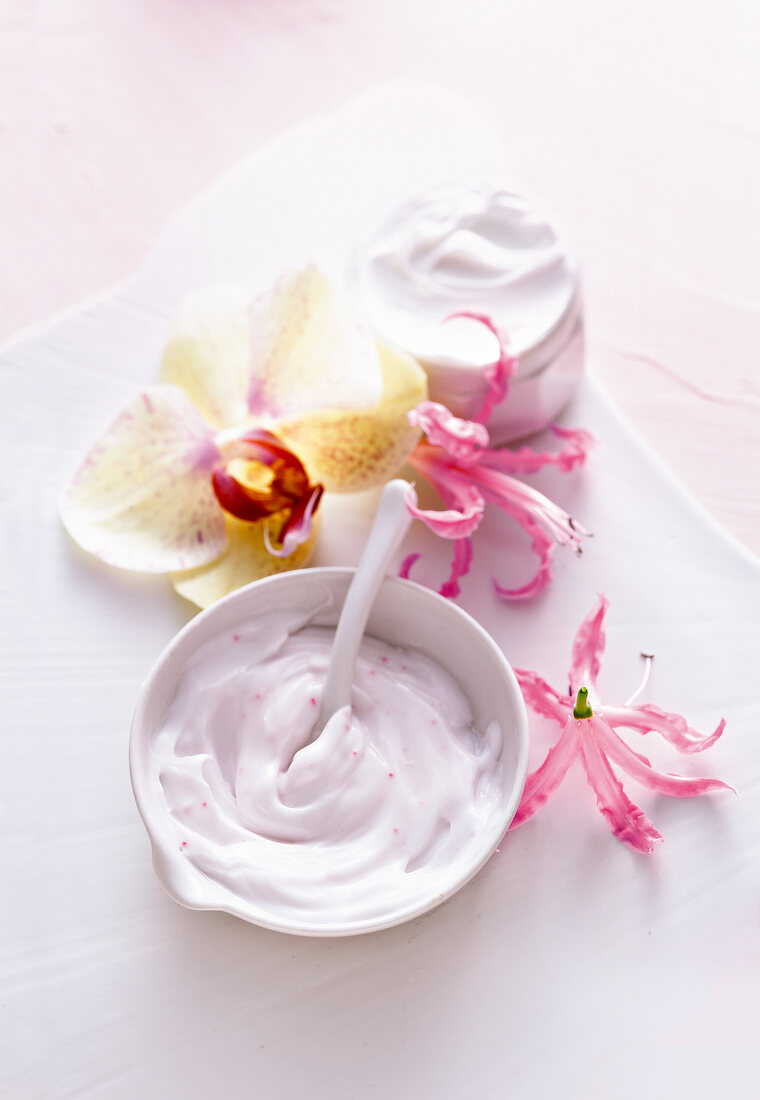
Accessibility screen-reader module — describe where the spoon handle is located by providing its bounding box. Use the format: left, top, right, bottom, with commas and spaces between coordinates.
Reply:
317, 479, 416, 729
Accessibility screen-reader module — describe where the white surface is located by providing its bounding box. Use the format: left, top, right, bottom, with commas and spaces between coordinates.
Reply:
2, 86, 759, 1099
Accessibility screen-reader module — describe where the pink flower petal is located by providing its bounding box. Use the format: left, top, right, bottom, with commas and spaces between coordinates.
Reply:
569, 595, 609, 694
408, 402, 489, 467
398, 552, 421, 580
445, 312, 517, 425
402, 458, 478, 595
578, 719, 663, 854
60, 386, 226, 572
473, 472, 577, 600
405, 447, 485, 537
398, 538, 474, 598
480, 424, 594, 476
439, 536, 474, 598
594, 714, 735, 798
246, 266, 383, 420
601, 703, 727, 754
510, 717, 580, 828
514, 669, 571, 724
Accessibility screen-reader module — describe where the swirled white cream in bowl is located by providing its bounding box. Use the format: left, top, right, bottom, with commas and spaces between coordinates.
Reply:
130, 568, 529, 936
350, 184, 584, 442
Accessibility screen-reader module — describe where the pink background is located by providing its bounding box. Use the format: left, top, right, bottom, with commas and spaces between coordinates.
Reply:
2, 0, 758, 553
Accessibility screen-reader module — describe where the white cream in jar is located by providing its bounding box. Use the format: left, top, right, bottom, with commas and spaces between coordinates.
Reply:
149, 606, 507, 930
351, 184, 584, 441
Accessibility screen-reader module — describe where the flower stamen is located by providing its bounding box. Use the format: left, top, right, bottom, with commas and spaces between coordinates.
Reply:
625, 652, 655, 706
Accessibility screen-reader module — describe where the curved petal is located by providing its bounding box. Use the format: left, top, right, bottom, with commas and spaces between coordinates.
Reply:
247, 266, 383, 420
477, 479, 566, 601
408, 401, 489, 467
480, 424, 595, 475
171, 511, 317, 609
594, 714, 735, 797
60, 386, 226, 572
513, 669, 570, 724
446, 312, 516, 426
510, 717, 580, 828
569, 594, 609, 695
439, 536, 474, 598
399, 536, 474, 599
578, 720, 663, 854
275, 342, 428, 493
160, 284, 251, 430
602, 703, 727, 755
406, 443, 485, 537
263, 486, 323, 559
491, 515, 554, 600
398, 552, 420, 580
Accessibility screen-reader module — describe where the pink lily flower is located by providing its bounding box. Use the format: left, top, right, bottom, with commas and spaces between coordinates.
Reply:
400, 314, 594, 599
511, 595, 732, 853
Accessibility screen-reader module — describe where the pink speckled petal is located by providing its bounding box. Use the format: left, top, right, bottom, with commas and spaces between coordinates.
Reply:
510, 716, 580, 828
60, 386, 226, 572
408, 401, 489, 467
247, 266, 383, 420
481, 424, 595, 475
160, 284, 251, 430
514, 669, 571, 724
568, 594, 610, 695
602, 703, 727, 755
172, 511, 316, 610
594, 713, 735, 797
579, 719, 663, 854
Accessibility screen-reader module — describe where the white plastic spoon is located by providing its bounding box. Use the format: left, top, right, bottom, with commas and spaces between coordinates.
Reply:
313, 478, 416, 737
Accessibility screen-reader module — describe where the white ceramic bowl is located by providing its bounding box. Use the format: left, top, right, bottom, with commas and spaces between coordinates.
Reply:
130, 568, 529, 936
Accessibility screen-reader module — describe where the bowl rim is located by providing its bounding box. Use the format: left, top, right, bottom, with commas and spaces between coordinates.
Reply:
129, 567, 530, 937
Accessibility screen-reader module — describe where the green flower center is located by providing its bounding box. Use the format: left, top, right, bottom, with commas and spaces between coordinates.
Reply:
573, 687, 593, 719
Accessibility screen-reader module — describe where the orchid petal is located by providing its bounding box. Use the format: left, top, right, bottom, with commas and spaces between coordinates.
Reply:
263, 486, 323, 559
579, 720, 663, 854
171, 512, 317, 609
510, 717, 581, 828
594, 714, 734, 798
513, 669, 570, 725
408, 401, 489, 467
569, 594, 609, 694
160, 284, 251, 430
480, 424, 595, 476
246, 266, 383, 421
60, 386, 226, 572
275, 343, 427, 492
602, 703, 727, 755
